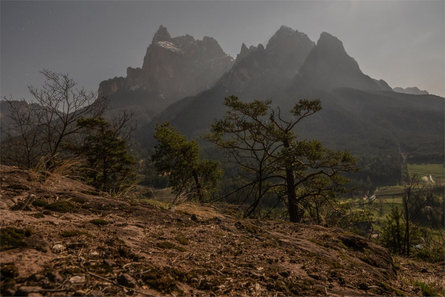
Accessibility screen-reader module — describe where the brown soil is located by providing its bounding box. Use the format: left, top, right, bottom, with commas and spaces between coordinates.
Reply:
0, 165, 443, 296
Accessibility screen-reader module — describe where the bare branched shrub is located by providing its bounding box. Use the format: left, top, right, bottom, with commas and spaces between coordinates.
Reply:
1, 100, 43, 168
1, 70, 105, 169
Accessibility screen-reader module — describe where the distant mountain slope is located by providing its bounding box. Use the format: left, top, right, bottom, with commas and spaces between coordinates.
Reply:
139, 28, 443, 163
283, 88, 444, 156
393, 86, 429, 95
0, 100, 43, 139
99, 25, 234, 122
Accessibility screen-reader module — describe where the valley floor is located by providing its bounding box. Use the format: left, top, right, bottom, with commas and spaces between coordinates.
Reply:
0, 165, 443, 296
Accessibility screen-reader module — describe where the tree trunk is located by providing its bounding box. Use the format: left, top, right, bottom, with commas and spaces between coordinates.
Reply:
395, 215, 402, 254
286, 166, 299, 222
315, 200, 321, 225
403, 188, 411, 257
102, 154, 107, 191
282, 138, 300, 222
405, 217, 410, 257
193, 171, 204, 203
245, 170, 263, 217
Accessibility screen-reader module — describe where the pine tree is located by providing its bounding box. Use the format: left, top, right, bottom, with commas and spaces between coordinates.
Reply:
76, 117, 136, 192
208, 96, 357, 222
152, 122, 221, 202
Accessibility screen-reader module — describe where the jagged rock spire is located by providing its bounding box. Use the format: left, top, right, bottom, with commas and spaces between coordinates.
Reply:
152, 25, 171, 43
236, 43, 250, 61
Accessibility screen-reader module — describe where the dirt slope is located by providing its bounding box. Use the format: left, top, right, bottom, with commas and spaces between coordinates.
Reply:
0, 165, 443, 296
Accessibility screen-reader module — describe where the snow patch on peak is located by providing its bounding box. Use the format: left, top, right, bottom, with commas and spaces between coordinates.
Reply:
156, 41, 183, 54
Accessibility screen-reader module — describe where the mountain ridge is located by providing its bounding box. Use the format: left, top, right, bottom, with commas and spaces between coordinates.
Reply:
393, 86, 429, 95
137, 27, 443, 165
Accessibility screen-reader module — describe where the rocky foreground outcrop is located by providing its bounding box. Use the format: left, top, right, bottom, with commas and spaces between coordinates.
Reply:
0, 165, 443, 296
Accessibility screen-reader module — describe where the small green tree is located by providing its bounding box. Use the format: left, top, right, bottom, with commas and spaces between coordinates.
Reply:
76, 116, 136, 192
209, 96, 356, 222
380, 205, 422, 256
385, 175, 442, 257
381, 206, 404, 254
152, 122, 221, 202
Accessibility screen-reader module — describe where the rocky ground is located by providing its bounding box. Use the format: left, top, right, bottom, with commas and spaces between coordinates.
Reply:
0, 165, 444, 296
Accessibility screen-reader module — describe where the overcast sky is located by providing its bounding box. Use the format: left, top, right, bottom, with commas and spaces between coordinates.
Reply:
1, 0, 444, 99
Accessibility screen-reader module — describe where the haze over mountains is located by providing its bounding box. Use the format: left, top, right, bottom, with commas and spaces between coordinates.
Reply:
16, 24, 416, 167
2, 25, 441, 163
97, 25, 441, 164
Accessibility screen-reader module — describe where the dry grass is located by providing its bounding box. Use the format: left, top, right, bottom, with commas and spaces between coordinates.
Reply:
396, 256, 445, 296
172, 202, 226, 220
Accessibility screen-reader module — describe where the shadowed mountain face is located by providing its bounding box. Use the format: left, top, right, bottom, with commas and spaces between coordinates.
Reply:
98, 25, 234, 122
297, 32, 391, 92
138, 27, 443, 163
280, 87, 443, 157
220, 26, 314, 94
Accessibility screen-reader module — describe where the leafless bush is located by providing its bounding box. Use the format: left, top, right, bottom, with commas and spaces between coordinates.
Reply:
1, 70, 104, 169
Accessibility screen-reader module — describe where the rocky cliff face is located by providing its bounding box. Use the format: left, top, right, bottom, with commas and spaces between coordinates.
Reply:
140, 27, 233, 101
98, 25, 234, 120
98, 77, 126, 99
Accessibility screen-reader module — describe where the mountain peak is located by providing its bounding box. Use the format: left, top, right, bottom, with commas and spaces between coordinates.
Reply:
221, 26, 314, 94
99, 26, 233, 120
277, 25, 294, 33
240, 43, 249, 54
315, 32, 350, 58
235, 43, 250, 62
266, 26, 313, 51
318, 32, 343, 46
152, 25, 171, 43
299, 32, 391, 91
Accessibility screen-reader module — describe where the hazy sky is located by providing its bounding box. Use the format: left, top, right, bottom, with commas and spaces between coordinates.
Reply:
1, 0, 444, 99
